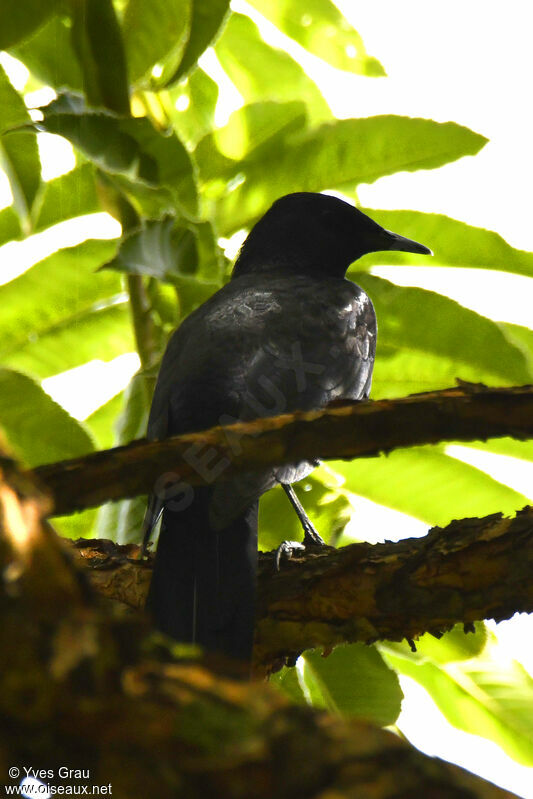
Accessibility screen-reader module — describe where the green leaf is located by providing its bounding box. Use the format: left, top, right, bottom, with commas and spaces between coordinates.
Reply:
85, 390, 125, 450
196, 100, 308, 184
1, 131, 41, 231
269, 665, 306, 704
0, 368, 94, 467
33, 163, 100, 231
247, 0, 385, 76
381, 623, 488, 666
102, 216, 223, 320
0, 206, 22, 247
103, 217, 196, 280
96, 371, 152, 543
0, 64, 41, 228
71, 0, 130, 114
467, 437, 533, 465
2, 303, 133, 380
96, 494, 146, 545
500, 321, 533, 373
122, 0, 191, 86
353, 274, 533, 393
166, 0, 230, 84
168, 68, 219, 149
300, 644, 402, 725
372, 349, 502, 399
102, 217, 223, 285
0, 239, 120, 369
259, 468, 350, 552
12, 14, 83, 92
332, 446, 528, 528
215, 13, 330, 124
0, 65, 32, 132
356, 208, 533, 277
53, 508, 98, 540
383, 646, 533, 765
213, 116, 488, 234
35, 93, 198, 217
463, 326, 533, 463
0, 0, 62, 49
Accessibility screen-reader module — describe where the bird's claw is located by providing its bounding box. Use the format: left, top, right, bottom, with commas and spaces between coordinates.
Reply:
275, 540, 306, 570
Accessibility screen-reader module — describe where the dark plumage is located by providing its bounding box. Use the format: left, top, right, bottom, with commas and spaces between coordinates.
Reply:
144, 192, 431, 663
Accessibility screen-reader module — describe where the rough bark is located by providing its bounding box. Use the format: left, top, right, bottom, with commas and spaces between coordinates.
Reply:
0, 450, 520, 799
72, 505, 533, 671
32, 384, 533, 517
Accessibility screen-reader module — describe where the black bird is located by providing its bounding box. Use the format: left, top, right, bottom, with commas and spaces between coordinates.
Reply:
144, 192, 431, 664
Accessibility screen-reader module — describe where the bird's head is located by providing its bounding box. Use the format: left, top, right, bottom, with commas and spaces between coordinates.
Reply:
233, 192, 431, 279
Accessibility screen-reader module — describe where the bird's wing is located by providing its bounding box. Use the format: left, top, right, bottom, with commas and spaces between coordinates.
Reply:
237, 279, 376, 417
207, 275, 377, 528
144, 274, 376, 532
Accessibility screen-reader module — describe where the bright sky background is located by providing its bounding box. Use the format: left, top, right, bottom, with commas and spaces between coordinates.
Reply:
1, 2, 533, 795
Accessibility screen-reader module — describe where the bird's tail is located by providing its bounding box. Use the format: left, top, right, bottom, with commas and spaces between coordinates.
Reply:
146, 486, 258, 663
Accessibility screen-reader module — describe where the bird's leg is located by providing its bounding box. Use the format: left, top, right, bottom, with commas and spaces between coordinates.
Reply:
274, 484, 326, 569
282, 483, 326, 546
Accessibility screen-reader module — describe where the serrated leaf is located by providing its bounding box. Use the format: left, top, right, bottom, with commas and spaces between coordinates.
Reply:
357, 208, 533, 277
0, 239, 120, 367
33, 163, 100, 231
166, 0, 230, 84
383, 647, 533, 765
34, 93, 198, 217
332, 446, 528, 528
2, 303, 133, 380
71, 0, 130, 114
0, 65, 40, 227
353, 274, 532, 392
12, 14, 83, 92
216, 12, 330, 124
168, 68, 219, 149
0, 367, 94, 467
213, 116, 487, 234
122, 0, 191, 86
195, 100, 308, 185
247, 0, 385, 76
0, 0, 62, 49
300, 644, 402, 725
102, 217, 223, 289
103, 218, 196, 280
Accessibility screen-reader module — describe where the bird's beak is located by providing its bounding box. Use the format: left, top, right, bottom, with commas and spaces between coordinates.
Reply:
382, 229, 433, 255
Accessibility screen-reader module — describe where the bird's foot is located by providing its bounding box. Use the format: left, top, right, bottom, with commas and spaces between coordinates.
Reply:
274, 524, 327, 571
275, 540, 306, 570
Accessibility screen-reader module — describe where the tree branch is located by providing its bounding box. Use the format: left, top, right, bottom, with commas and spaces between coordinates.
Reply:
0, 448, 520, 799
33, 384, 533, 517
72, 505, 533, 672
